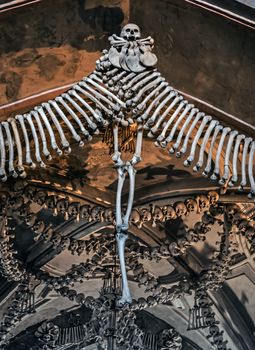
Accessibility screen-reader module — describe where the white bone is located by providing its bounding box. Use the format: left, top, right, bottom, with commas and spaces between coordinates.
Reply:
145, 90, 177, 128
42, 102, 71, 153
161, 103, 194, 146
84, 77, 125, 107
130, 77, 165, 105
62, 93, 98, 133
177, 112, 204, 157
239, 137, 252, 191
202, 124, 223, 176
117, 72, 136, 85
248, 141, 255, 198
35, 106, 62, 155
229, 134, 245, 186
69, 89, 105, 125
123, 70, 154, 91
55, 96, 91, 140
0, 123, 7, 181
8, 118, 26, 178
30, 111, 52, 160
219, 130, 238, 185
79, 81, 116, 110
15, 115, 36, 168
24, 113, 45, 167
135, 81, 168, 116
211, 127, 231, 180
123, 164, 136, 227
49, 99, 83, 145
109, 71, 126, 84
116, 167, 126, 229
156, 99, 188, 143
140, 86, 173, 122
131, 125, 143, 165
184, 115, 212, 166
112, 123, 123, 166
2, 122, 17, 177
193, 119, 219, 172
117, 232, 132, 305
130, 72, 162, 93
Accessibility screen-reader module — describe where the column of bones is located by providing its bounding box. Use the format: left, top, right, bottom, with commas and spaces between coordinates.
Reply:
0, 23, 254, 305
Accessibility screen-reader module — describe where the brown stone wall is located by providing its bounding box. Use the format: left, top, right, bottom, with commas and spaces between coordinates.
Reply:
0, 0, 129, 105
130, 0, 255, 125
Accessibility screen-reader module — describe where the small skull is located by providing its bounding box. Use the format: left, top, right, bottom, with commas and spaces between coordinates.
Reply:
162, 205, 176, 220
174, 201, 187, 217
196, 195, 210, 212
103, 208, 115, 223
34, 190, 47, 206
120, 23, 141, 41
51, 233, 62, 248
130, 208, 141, 225
207, 190, 219, 206
185, 198, 198, 213
151, 205, 164, 227
80, 204, 91, 221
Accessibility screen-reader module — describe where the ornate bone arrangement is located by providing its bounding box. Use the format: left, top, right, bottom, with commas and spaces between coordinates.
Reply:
0, 23, 255, 309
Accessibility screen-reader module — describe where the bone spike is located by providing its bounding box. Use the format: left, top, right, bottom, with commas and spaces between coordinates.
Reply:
202, 124, 223, 176
1, 122, 18, 178
8, 118, 26, 178
248, 141, 255, 198
35, 106, 62, 155
24, 113, 45, 167
219, 130, 238, 185
84, 77, 125, 107
170, 107, 199, 154
42, 102, 71, 154
62, 93, 98, 133
162, 103, 194, 146
49, 99, 83, 145
140, 86, 172, 122
184, 115, 212, 166
229, 134, 245, 186
156, 99, 188, 143
70, 89, 105, 124
30, 111, 52, 160
239, 137, 252, 191
55, 96, 91, 140
145, 90, 177, 127
178, 112, 205, 157
15, 115, 36, 168
210, 127, 231, 180
193, 119, 219, 172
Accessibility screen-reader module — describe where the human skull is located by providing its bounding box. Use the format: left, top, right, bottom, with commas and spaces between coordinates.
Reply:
174, 201, 187, 217
80, 205, 91, 221
120, 23, 141, 41
130, 209, 141, 225
34, 190, 47, 206
56, 197, 68, 214
51, 233, 62, 248
68, 202, 80, 219
103, 208, 115, 223
152, 206, 164, 227
207, 190, 219, 206
91, 206, 103, 222
162, 205, 176, 220
185, 198, 198, 213
196, 195, 210, 212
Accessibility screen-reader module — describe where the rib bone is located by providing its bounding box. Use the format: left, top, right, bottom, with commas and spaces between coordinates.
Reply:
211, 127, 231, 180
2, 122, 17, 177
229, 134, 245, 186
219, 130, 238, 185
239, 137, 252, 191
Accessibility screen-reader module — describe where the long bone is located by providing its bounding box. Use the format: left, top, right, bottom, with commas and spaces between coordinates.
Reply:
210, 127, 231, 180
128, 77, 165, 107
30, 111, 52, 160
129, 72, 162, 94
23, 113, 45, 167
169, 107, 199, 154
84, 77, 126, 108
139, 85, 173, 123
228, 134, 245, 186
161, 103, 194, 147
8, 118, 26, 178
131, 124, 143, 165
61, 93, 98, 133
108, 71, 127, 86
123, 70, 155, 91
155, 99, 188, 142
219, 130, 238, 185
69, 89, 105, 124
48, 99, 84, 145
15, 115, 36, 168
73, 84, 111, 121
42, 102, 71, 154
55, 96, 92, 140
183, 115, 212, 166
177, 112, 205, 157
202, 124, 223, 176
135, 81, 168, 115
193, 119, 219, 172
1, 122, 17, 178
34, 106, 62, 155
145, 90, 177, 128
0, 124, 7, 181
239, 137, 252, 191
248, 141, 255, 198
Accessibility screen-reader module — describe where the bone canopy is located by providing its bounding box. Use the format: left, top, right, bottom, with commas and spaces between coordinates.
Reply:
1, 23, 255, 307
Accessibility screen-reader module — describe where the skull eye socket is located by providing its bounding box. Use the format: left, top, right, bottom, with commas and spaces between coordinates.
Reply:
126, 28, 131, 33
134, 29, 139, 33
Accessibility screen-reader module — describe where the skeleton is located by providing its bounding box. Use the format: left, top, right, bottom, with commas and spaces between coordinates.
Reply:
1, 24, 255, 310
